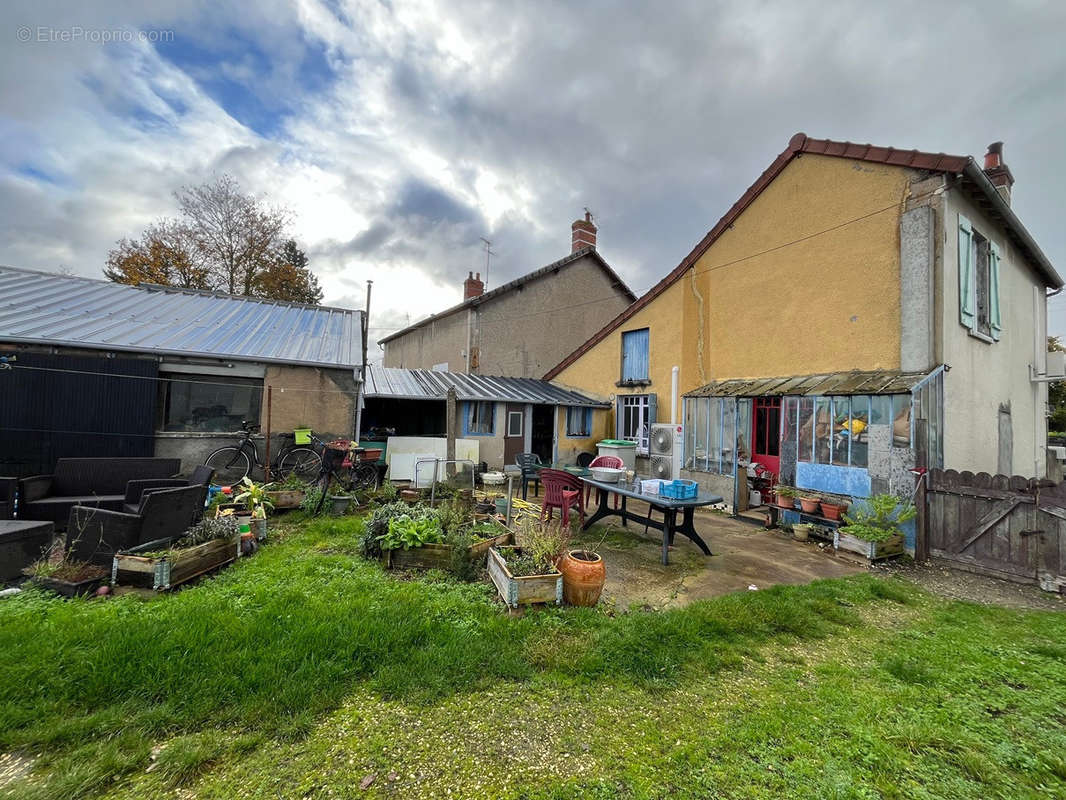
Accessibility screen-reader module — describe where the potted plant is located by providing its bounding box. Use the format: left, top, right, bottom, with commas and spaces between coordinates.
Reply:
488, 518, 566, 610
819, 494, 849, 521
235, 477, 274, 536
798, 493, 822, 514
836, 494, 915, 561
791, 522, 812, 542
266, 474, 307, 509
26, 558, 108, 597
773, 484, 799, 510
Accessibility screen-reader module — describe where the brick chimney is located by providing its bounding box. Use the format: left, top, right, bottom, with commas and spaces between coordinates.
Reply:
983, 141, 1014, 206
571, 210, 597, 252
463, 271, 484, 299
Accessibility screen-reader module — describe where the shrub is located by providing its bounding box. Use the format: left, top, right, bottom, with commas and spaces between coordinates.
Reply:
841, 494, 916, 543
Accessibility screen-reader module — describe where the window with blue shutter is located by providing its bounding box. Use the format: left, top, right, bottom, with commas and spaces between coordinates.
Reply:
621, 328, 649, 382
958, 214, 975, 329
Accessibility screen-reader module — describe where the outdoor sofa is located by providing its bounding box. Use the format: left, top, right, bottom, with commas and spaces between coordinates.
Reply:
67, 484, 205, 566
121, 465, 215, 515
17, 458, 181, 530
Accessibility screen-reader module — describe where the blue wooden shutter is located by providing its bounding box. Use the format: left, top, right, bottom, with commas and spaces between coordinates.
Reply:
989, 241, 1002, 340
622, 329, 649, 381
958, 215, 975, 329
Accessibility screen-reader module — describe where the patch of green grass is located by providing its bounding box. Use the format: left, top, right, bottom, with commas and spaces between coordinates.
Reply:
1, 515, 1064, 799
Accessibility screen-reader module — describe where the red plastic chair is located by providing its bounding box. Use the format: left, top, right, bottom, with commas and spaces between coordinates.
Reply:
586, 455, 624, 508
540, 468, 585, 526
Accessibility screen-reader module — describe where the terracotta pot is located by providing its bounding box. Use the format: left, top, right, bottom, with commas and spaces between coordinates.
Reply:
558, 549, 606, 607
775, 494, 795, 510
819, 502, 845, 521
799, 497, 821, 514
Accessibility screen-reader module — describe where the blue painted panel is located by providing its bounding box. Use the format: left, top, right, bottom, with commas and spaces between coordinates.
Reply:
796, 462, 871, 498
622, 328, 649, 381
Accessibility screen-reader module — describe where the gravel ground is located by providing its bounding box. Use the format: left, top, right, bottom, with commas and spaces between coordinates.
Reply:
877, 558, 1066, 612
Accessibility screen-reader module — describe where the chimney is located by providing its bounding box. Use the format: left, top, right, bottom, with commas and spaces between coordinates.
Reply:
983, 141, 1014, 206
571, 210, 597, 252
463, 271, 484, 299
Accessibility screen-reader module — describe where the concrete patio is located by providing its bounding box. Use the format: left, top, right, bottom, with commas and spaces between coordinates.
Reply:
568, 501, 864, 611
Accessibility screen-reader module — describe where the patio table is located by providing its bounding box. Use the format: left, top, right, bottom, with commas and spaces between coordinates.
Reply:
579, 478, 723, 565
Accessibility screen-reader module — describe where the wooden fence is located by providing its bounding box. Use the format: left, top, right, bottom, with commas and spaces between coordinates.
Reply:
920, 469, 1066, 591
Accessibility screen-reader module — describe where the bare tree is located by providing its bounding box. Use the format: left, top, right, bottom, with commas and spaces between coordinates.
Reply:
176, 175, 290, 295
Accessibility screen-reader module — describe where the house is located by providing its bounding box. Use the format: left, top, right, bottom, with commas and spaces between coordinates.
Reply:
379, 214, 636, 377
546, 134, 1062, 522
362, 365, 609, 470
0, 266, 364, 476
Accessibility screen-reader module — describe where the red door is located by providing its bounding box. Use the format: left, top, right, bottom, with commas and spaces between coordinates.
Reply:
752, 396, 781, 478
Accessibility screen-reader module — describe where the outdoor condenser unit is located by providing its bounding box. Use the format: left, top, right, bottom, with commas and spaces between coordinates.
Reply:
649, 423, 683, 481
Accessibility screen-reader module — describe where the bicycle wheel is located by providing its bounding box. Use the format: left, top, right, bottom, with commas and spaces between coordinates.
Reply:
205, 446, 251, 485
278, 447, 322, 481
351, 462, 380, 492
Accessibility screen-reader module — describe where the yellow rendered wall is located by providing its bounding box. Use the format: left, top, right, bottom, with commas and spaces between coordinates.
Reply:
552, 279, 689, 401
689, 154, 908, 380
555, 408, 612, 463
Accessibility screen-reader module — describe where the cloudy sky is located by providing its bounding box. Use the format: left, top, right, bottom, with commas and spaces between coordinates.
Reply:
2, 0, 1065, 356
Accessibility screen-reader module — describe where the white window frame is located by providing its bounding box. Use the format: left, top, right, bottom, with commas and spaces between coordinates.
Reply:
620, 394, 651, 453
506, 410, 523, 438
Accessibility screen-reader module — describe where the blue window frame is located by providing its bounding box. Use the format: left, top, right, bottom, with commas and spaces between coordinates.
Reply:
621, 328, 649, 382
462, 401, 495, 436
566, 407, 592, 437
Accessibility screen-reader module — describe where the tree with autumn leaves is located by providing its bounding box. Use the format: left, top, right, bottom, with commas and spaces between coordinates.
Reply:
104, 175, 323, 305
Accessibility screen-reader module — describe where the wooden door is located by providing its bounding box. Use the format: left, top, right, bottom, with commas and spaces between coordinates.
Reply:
751, 396, 781, 478
503, 404, 525, 467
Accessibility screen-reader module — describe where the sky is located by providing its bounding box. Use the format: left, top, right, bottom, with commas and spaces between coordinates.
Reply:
2, 0, 1066, 363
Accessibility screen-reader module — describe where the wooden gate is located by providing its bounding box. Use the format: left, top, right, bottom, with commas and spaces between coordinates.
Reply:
923, 469, 1066, 591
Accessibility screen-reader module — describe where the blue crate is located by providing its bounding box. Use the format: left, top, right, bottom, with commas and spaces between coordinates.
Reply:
659, 479, 698, 500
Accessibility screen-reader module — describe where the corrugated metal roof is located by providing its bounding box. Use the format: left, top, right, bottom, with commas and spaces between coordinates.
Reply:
684, 368, 941, 398
0, 266, 363, 369
365, 366, 609, 407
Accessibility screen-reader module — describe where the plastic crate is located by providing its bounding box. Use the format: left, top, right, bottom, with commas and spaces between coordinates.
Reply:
640, 479, 661, 496
659, 479, 698, 500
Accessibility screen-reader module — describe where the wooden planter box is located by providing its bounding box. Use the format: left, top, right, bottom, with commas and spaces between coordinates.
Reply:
382, 528, 512, 570
112, 535, 241, 590
834, 530, 904, 561
265, 490, 304, 509
487, 546, 562, 609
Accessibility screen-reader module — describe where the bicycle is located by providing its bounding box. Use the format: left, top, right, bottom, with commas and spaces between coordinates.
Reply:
204, 421, 322, 485
311, 439, 381, 513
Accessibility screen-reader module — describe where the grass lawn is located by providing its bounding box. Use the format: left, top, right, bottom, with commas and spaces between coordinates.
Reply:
1, 515, 1064, 799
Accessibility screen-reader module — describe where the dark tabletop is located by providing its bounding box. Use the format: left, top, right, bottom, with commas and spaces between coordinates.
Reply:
580, 477, 723, 508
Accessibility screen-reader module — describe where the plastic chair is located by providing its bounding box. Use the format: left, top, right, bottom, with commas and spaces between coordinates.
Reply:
575, 452, 595, 469
586, 455, 624, 508
515, 453, 543, 500
540, 468, 585, 526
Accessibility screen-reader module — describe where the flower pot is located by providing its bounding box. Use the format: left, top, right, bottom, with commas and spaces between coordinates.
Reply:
799, 497, 821, 514
329, 495, 354, 515
819, 502, 846, 521
250, 518, 267, 541
792, 523, 811, 542
775, 494, 795, 510
558, 549, 606, 607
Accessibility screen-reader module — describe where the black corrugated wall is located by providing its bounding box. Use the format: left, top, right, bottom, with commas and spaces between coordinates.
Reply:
0, 351, 158, 477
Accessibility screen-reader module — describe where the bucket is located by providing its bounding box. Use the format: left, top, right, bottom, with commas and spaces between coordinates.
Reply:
294, 428, 312, 445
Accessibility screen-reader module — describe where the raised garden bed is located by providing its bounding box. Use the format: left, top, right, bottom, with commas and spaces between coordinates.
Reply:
28, 562, 108, 597
382, 525, 512, 570
112, 534, 241, 591
834, 530, 904, 561
487, 545, 562, 609
265, 489, 304, 509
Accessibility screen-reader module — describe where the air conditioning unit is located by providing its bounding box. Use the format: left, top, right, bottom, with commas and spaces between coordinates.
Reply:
649, 423, 683, 481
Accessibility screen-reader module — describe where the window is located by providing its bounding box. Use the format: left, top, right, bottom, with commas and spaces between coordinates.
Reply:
466, 401, 494, 435
958, 214, 1002, 340
787, 394, 871, 468
506, 411, 523, 437
621, 328, 650, 383
617, 393, 656, 453
161, 374, 262, 432
682, 396, 739, 475
565, 407, 592, 437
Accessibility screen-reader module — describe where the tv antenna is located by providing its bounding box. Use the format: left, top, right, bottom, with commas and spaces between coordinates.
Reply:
479, 237, 495, 288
